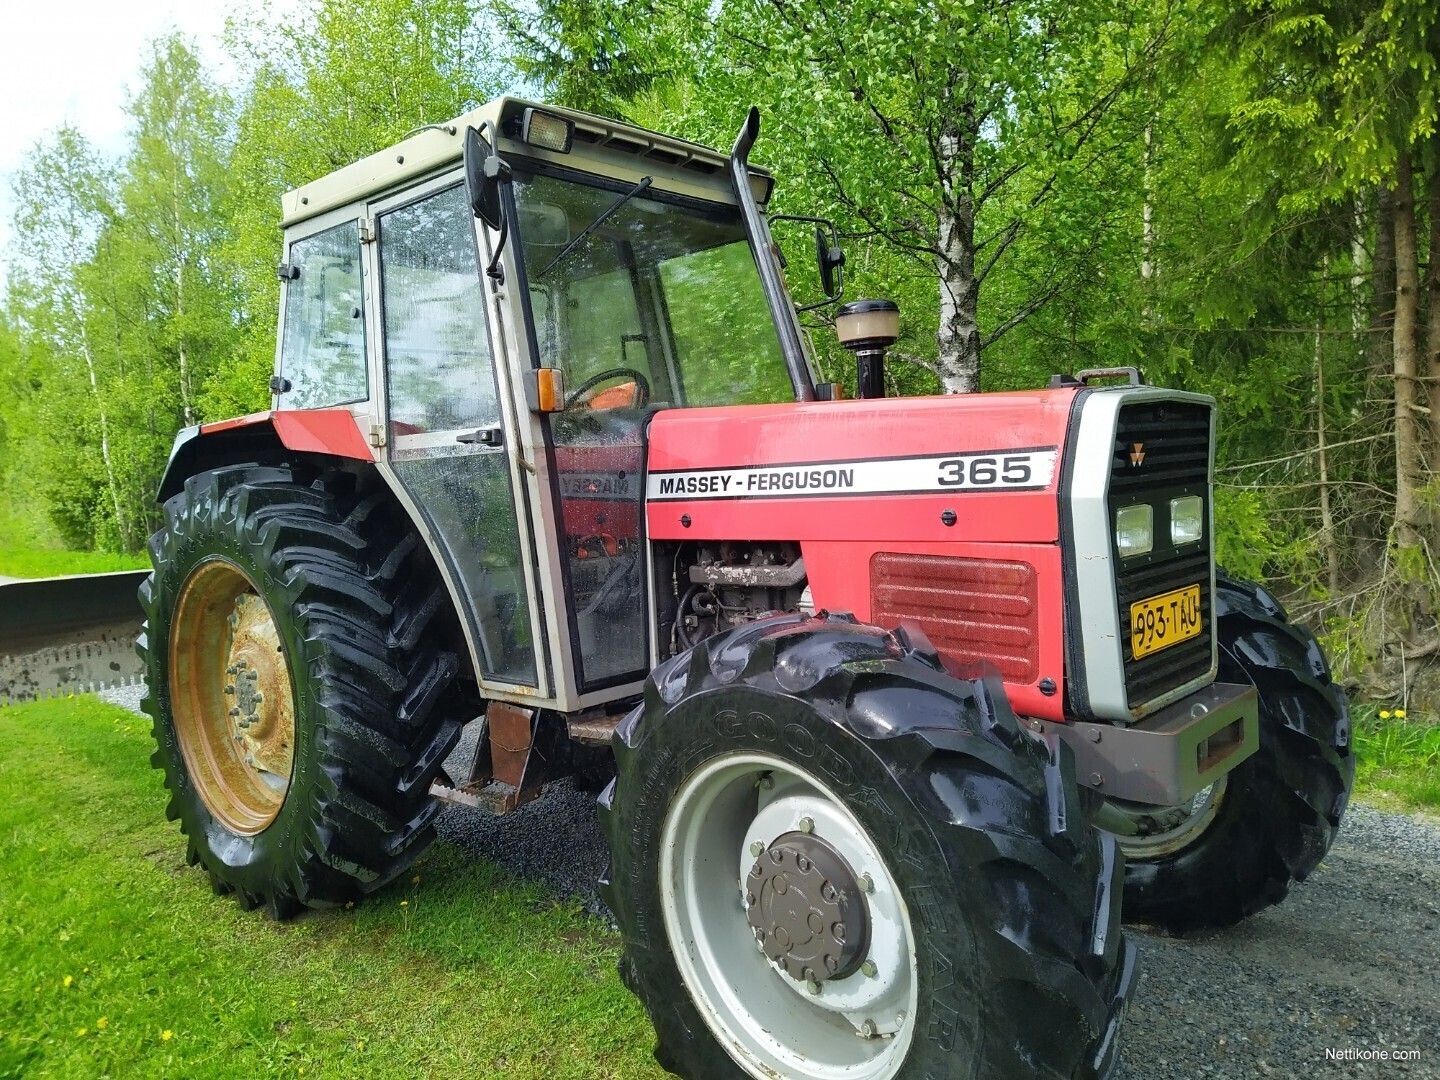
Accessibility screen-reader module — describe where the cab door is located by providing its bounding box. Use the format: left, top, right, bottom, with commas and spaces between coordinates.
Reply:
370, 177, 543, 692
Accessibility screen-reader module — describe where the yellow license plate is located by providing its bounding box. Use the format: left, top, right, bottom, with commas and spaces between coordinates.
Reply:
1130, 585, 1203, 659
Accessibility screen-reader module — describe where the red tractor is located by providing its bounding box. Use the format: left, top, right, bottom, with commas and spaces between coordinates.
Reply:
140, 99, 1354, 1079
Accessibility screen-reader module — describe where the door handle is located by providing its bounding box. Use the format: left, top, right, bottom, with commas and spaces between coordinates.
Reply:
456, 426, 504, 447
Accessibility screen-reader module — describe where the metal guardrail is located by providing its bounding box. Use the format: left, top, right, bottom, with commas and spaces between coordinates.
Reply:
0, 570, 150, 706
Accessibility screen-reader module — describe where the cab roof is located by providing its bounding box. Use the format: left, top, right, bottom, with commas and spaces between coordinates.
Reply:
281, 96, 770, 228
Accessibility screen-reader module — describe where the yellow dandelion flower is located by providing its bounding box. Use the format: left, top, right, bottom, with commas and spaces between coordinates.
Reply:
97, 1017, 108, 1030
161, 1030, 173, 1042
63, 975, 73, 988
77, 1028, 88, 1037
1380, 710, 1392, 719
400, 900, 409, 907
1395, 708, 1406, 719
411, 875, 420, 885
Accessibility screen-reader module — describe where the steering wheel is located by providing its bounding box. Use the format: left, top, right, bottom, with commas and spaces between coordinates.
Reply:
565, 367, 651, 409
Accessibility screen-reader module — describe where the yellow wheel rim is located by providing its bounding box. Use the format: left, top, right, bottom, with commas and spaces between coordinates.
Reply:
170, 559, 297, 835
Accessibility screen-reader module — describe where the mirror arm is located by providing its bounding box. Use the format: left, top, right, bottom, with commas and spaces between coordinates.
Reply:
731, 107, 815, 402
486, 210, 509, 285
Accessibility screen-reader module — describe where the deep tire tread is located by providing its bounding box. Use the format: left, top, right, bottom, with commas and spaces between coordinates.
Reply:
139, 463, 464, 917
601, 612, 1133, 1080
1120, 572, 1355, 931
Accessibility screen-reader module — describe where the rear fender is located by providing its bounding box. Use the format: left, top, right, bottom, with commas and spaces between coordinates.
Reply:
158, 410, 375, 502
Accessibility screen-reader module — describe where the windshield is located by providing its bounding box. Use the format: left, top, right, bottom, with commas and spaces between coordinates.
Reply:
511, 169, 792, 409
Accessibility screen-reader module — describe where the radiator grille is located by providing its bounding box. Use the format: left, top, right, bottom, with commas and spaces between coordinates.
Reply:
870, 553, 1039, 683
1109, 400, 1214, 709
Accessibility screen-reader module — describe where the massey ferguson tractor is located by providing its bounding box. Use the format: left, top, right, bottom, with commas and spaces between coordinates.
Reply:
135, 98, 1354, 1079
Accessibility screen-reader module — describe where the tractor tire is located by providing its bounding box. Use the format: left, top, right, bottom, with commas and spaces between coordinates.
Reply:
600, 612, 1136, 1080
139, 464, 463, 917
1113, 572, 1354, 931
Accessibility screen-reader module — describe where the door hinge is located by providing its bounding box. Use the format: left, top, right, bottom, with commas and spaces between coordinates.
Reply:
368, 424, 387, 449
359, 217, 376, 244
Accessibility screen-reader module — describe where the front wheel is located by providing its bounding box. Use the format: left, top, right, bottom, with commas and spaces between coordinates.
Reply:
602, 614, 1135, 1080
1110, 573, 1354, 931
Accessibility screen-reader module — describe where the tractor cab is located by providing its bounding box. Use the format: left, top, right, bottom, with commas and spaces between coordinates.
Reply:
263, 99, 810, 711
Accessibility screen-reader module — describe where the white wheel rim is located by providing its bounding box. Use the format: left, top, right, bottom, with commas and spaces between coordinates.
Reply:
659, 751, 919, 1080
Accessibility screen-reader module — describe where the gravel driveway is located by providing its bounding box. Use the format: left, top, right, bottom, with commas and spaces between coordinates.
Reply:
103, 687, 1437, 1077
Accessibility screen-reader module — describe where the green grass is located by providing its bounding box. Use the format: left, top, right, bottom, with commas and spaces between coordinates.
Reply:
1351, 704, 1440, 812
0, 697, 667, 1079
0, 547, 149, 579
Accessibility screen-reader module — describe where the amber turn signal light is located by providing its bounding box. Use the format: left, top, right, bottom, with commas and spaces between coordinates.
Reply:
525, 368, 567, 413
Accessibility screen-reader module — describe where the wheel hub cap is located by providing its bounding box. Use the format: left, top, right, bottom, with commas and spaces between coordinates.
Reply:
223, 594, 295, 782
746, 831, 870, 983
170, 560, 297, 835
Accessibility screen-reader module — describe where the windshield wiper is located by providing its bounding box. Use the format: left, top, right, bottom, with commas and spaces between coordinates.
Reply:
536, 175, 653, 279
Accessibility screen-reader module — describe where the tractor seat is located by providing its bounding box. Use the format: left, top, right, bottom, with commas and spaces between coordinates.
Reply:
583, 381, 641, 410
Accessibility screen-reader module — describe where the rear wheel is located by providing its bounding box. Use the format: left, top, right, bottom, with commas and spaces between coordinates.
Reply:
1111, 573, 1354, 931
602, 613, 1135, 1080
140, 464, 464, 915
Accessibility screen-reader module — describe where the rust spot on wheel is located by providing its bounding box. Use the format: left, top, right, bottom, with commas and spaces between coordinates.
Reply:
170, 559, 296, 835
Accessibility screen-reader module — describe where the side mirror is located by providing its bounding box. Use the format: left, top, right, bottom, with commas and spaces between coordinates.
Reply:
769, 213, 845, 311
815, 225, 845, 299
463, 125, 508, 230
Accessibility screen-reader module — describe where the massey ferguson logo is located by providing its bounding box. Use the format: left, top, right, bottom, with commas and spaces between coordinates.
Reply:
1129, 442, 1146, 467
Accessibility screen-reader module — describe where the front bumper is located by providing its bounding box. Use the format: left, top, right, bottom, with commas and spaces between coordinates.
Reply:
1039, 681, 1259, 806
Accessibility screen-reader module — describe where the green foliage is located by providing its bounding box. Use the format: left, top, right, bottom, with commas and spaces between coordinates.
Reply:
0, 696, 666, 1078
1351, 703, 1440, 810
0, 546, 148, 579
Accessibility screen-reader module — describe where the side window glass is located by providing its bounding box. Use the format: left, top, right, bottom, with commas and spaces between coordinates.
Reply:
280, 221, 367, 409
381, 185, 496, 436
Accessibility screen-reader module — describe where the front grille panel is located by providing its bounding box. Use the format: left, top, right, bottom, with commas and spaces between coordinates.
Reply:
1110, 400, 1214, 709
871, 553, 1039, 683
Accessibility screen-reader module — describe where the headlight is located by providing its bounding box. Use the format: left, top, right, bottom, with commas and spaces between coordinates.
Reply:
1171, 495, 1204, 545
1115, 504, 1153, 557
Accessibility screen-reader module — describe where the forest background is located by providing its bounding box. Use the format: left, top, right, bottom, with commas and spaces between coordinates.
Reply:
1, 0, 1438, 720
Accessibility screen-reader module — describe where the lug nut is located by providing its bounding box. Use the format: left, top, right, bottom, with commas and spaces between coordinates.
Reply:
859, 872, 875, 894
223, 685, 235, 695
861, 959, 878, 978
226, 664, 238, 676
750, 840, 765, 858
805, 978, 821, 996
798, 816, 814, 834
229, 707, 240, 717
857, 1019, 878, 1039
